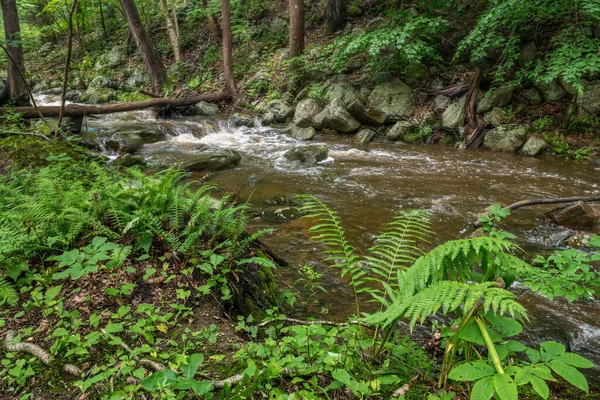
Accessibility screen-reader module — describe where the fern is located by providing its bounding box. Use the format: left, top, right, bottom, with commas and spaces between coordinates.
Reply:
0, 278, 18, 306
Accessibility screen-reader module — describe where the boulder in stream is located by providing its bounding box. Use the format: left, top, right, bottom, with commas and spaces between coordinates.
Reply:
547, 201, 597, 230
347, 98, 386, 125
106, 132, 145, 154
291, 125, 316, 141
354, 129, 376, 145
312, 100, 360, 133
386, 121, 414, 141
182, 149, 242, 171
293, 98, 324, 128
484, 124, 528, 152
519, 137, 549, 156
367, 80, 413, 123
283, 145, 328, 165
266, 99, 293, 123
194, 101, 220, 116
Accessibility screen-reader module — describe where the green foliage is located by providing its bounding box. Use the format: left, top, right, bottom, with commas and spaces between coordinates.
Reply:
543, 131, 592, 159
0, 278, 18, 306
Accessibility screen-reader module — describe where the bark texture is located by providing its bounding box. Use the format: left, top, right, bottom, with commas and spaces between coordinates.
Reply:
221, 0, 237, 97
289, 0, 305, 58
325, 0, 346, 33
159, 0, 182, 62
1, 0, 28, 105
119, 0, 167, 92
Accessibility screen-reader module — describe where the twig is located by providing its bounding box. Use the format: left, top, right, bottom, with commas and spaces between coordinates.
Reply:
100, 328, 165, 371
473, 196, 600, 228
392, 375, 420, 398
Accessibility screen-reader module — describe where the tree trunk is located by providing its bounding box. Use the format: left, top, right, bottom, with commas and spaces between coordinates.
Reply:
202, 0, 222, 43
288, 0, 304, 58
0, 91, 230, 118
119, 0, 167, 93
1, 0, 28, 105
325, 0, 346, 33
221, 0, 237, 97
159, 0, 182, 62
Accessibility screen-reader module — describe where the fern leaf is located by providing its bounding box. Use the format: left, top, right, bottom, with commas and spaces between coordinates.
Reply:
0, 278, 18, 306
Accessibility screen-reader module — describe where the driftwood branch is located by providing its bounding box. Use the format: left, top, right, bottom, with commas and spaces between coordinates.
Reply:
474, 196, 600, 228
0, 91, 230, 119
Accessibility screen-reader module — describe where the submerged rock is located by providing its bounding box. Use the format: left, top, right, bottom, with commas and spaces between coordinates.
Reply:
283, 146, 328, 165
354, 129, 376, 145
230, 113, 255, 128
261, 206, 303, 223
182, 149, 242, 171
367, 80, 413, 123
519, 137, 549, 156
484, 124, 528, 152
547, 201, 597, 229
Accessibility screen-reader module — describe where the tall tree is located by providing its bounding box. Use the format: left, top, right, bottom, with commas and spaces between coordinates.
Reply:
221, 0, 237, 97
159, 0, 182, 62
1, 0, 28, 105
119, 0, 166, 93
288, 0, 304, 58
325, 0, 346, 33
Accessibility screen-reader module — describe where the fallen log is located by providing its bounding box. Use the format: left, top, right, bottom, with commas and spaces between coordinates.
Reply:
0, 91, 230, 119
473, 196, 600, 228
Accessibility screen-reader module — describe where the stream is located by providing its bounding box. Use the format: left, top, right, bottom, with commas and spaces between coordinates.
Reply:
40, 96, 600, 378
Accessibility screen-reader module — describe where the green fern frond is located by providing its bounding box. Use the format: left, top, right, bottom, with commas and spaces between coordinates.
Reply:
0, 278, 18, 306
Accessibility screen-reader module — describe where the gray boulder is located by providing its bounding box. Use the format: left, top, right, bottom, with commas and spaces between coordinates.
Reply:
194, 101, 220, 116
283, 146, 328, 165
484, 107, 510, 127
293, 99, 324, 127
522, 88, 543, 105
125, 70, 149, 88
347, 99, 386, 125
89, 76, 111, 89
229, 114, 255, 127
547, 202, 597, 229
79, 88, 118, 104
535, 79, 567, 101
386, 121, 414, 140
107, 46, 127, 68
484, 124, 528, 152
354, 129, 376, 145
434, 95, 451, 113
313, 101, 360, 133
107, 132, 144, 154
477, 86, 513, 114
368, 80, 413, 123
266, 100, 293, 123
327, 82, 358, 107
580, 80, 600, 116
442, 102, 465, 129
182, 149, 242, 171
114, 154, 146, 168
519, 137, 549, 156
291, 126, 316, 141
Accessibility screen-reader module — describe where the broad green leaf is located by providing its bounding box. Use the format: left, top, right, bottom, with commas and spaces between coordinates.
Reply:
540, 341, 566, 362
449, 361, 495, 382
182, 353, 204, 379
493, 373, 518, 400
554, 353, 594, 369
530, 376, 550, 399
548, 361, 589, 392
332, 368, 352, 385
471, 376, 494, 400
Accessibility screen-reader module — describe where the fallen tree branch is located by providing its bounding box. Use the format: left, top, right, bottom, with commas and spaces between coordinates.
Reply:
473, 196, 600, 228
256, 317, 373, 329
0, 91, 230, 119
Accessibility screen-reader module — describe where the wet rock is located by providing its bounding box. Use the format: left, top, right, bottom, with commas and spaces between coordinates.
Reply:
194, 101, 220, 116
347, 99, 386, 125
536, 79, 567, 102
484, 107, 510, 127
79, 88, 118, 104
65, 90, 81, 102
438, 134, 455, 144
442, 102, 465, 129
368, 80, 413, 123
484, 124, 528, 152
293, 98, 324, 128
80, 130, 112, 150
266, 99, 293, 123
230, 113, 255, 128
519, 42, 537, 64
567, 234, 593, 249
580, 80, 600, 116
386, 121, 414, 141
312, 100, 360, 133
182, 149, 242, 171
262, 112, 275, 125
403, 133, 422, 143
547, 201, 597, 229
283, 145, 328, 165
326, 82, 358, 108
113, 154, 146, 168
107, 132, 144, 154
477, 86, 513, 114
89, 76, 111, 89
354, 129, 376, 145
261, 206, 303, 223
519, 137, 549, 156
434, 95, 451, 113
527, 226, 576, 248
291, 125, 316, 141
522, 88, 543, 105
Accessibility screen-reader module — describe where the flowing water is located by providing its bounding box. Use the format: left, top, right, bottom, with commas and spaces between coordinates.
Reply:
40, 96, 600, 377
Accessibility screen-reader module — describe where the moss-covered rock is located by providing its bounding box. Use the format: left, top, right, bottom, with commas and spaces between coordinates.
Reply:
0, 137, 90, 169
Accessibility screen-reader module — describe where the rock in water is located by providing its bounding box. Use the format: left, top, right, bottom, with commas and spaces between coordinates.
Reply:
354, 129, 376, 145
293, 99, 324, 128
261, 206, 303, 222
291, 126, 317, 141
484, 124, 528, 152
326, 82, 359, 108
312, 101, 360, 133
182, 149, 242, 171
283, 146, 328, 165
547, 202, 597, 229
266, 100, 293, 123
386, 121, 413, 140
367, 80, 413, 123
519, 137, 549, 156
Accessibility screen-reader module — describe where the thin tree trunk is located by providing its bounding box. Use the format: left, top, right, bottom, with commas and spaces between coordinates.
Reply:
159, 0, 182, 62
202, 0, 222, 43
288, 0, 304, 58
98, 0, 108, 38
119, 0, 167, 93
1, 0, 29, 105
325, 0, 346, 33
221, 0, 237, 97
59, 0, 78, 129
170, 0, 180, 44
